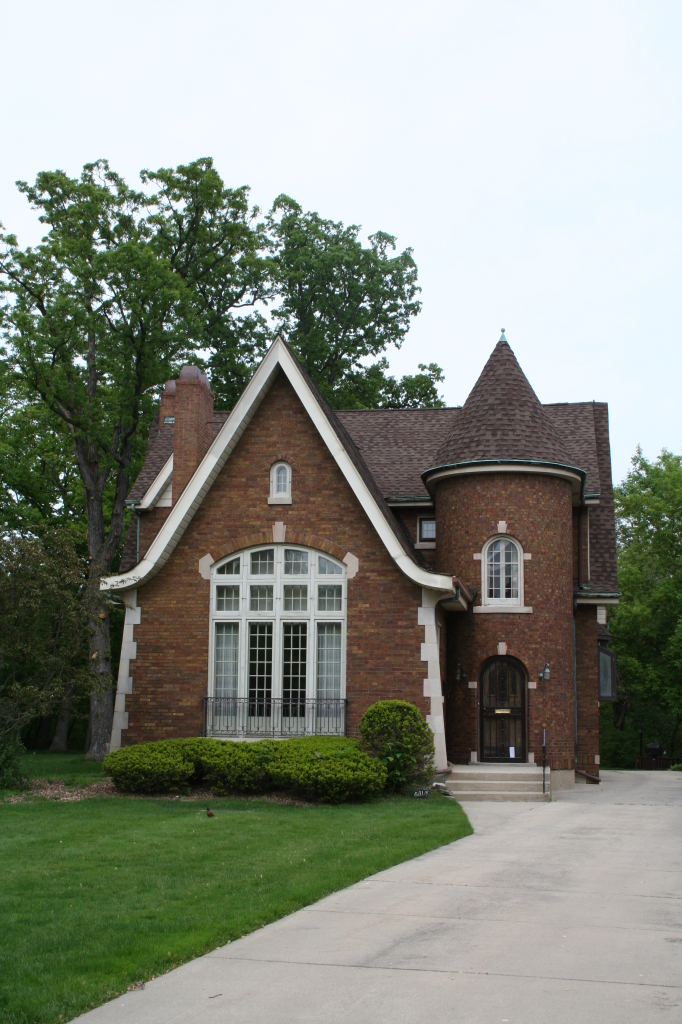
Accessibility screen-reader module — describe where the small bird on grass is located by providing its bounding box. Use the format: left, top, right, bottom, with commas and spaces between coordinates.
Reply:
206, 807, 214, 818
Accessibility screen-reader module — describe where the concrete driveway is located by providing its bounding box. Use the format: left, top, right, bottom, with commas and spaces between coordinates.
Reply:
78, 771, 682, 1024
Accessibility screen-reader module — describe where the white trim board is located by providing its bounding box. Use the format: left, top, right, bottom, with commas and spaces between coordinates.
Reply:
137, 455, 173, 510
102, 338, 456, 598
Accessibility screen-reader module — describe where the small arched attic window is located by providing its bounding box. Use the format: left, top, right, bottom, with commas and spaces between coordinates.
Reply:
268, 461, 292, 504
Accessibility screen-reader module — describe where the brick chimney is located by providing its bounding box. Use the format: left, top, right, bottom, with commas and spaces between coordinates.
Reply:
159, 379, 176, 425
171, 366, 214, 502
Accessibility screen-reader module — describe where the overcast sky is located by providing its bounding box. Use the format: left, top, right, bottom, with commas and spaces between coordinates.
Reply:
2, 1, 680, 483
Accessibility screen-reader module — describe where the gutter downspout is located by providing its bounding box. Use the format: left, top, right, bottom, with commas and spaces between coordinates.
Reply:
573, 597, 578, 769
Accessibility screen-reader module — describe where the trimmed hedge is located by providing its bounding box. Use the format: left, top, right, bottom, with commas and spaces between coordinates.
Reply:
359, 700, 435, 792
103, 736, 386, 803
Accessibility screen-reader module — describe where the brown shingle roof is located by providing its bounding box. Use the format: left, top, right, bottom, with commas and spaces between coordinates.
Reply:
431, 338, 576, 472
336, 408, 460, 499
544, 403, 600, 496
127, 412, 174, 502
119, 341, 617, 593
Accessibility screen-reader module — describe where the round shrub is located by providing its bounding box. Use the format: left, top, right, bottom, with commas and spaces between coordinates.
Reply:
359, 700, 435, 792
0, 740, 25, 789
103, 741, 195, 794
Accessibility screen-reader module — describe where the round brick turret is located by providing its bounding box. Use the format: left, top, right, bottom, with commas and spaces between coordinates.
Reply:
434, 471, 576, 770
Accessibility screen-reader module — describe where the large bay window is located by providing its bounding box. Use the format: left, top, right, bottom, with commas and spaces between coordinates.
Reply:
207, 546, 347, 736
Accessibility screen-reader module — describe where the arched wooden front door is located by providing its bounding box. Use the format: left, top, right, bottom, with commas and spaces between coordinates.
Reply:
480, 658, 526, 762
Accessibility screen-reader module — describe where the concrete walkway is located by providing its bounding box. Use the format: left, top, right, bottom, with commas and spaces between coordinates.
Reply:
78, 771, 682, 1024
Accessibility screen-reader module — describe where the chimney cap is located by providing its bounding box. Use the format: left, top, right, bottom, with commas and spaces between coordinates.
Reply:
178, 365, 211, 390
164, 379, 176, 393
179, 364, 202, 381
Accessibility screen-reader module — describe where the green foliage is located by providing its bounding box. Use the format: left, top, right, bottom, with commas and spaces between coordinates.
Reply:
0, 791, 471, 1024
0, 739, 25, 788
0, 531, 89, 741
142, 159, 274, 411
103, 741, 195, 794
104, 736, 386, 803
268, 737, 387, 803
267, 195, 436, 410
359, 700, 435, 792
609, 449, 682, 759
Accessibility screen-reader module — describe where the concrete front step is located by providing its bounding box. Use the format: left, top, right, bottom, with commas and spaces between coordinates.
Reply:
450, 789, 550, 802
447, 779, 546, 792
443, 763, 551, 802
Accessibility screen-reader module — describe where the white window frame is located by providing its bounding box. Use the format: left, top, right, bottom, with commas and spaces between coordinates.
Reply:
476, 535, 531, 614
268, 461, 292, 504
416, 516, 436, 549
208, 545, 347, 705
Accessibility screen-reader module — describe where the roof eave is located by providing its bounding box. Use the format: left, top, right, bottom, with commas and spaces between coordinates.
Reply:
421, 458, 587, 505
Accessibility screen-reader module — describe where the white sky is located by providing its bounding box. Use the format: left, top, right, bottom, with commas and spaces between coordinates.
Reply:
2, 0, 680, 484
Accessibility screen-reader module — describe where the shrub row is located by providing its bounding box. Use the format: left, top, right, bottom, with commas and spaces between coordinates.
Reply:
103, 736, 387, 803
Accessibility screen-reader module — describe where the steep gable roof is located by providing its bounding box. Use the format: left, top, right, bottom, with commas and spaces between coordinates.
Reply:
103, 338, 457, 596
431, 335, 577, 471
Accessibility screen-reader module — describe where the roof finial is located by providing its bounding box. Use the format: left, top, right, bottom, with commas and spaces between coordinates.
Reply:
499, 328, 507, 342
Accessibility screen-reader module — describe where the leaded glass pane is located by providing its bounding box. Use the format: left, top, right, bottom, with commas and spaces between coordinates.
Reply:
217, 557, 240, 575
318, 585, 342, 611
284, 549, 308, 575
216, 585, 239, 611
284, 585, 307, 611
251, 549, 274, 575
486, 540, 519, 600
214, 623, 239, 698
250, 585, 273, 611
317, 623, 342, 699
318, 555, 342, 575
276, 464, 289, 493
283, 623, 307, 711
249, 622, 272, 708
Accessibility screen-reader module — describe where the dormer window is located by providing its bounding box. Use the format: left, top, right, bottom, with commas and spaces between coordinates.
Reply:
269, 461, 292, 504
486, 538, 519, 601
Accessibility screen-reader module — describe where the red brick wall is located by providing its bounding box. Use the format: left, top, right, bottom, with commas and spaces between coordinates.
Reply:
575, 605, 600, 776
436, 472, 577, 770
124, 372, 426, 744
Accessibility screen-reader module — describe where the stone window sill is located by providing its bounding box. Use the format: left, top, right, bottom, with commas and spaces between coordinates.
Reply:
415, 542, 436, 550
473, 605, 533, 614
268, 495, 292, 505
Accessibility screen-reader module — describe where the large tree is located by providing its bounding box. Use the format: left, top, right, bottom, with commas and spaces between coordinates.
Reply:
609, 448, 682, 757
143, 158, 274, 410
266, 195, 439, 408
0, 530, 89, 744
0, 162, 197, 757
0, 160, 443, 757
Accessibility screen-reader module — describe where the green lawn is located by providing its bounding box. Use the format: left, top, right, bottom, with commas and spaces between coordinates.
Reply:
1, 789, 471, 1024
18, 751, 104, 787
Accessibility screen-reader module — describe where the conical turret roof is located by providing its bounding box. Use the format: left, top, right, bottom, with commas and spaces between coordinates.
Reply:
429, 333, 576, 472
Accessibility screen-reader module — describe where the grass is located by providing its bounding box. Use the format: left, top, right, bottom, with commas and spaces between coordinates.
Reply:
1, 786, 471, 1024
18, 751, 104, 787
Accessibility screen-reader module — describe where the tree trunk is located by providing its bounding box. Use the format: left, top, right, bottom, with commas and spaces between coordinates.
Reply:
49, 683, 74, 752
84, 565, 114, 761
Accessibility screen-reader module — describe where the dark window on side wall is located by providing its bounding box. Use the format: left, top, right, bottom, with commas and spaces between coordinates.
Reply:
598, 647, 617, 701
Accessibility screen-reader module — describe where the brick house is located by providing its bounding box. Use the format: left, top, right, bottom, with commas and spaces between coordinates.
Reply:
102, 332, 618, 785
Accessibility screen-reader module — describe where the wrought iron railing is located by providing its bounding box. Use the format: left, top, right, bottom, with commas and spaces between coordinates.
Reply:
202, 697, 347, 738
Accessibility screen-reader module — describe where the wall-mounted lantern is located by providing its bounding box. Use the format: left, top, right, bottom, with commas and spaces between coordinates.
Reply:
538, 663, 550, 684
